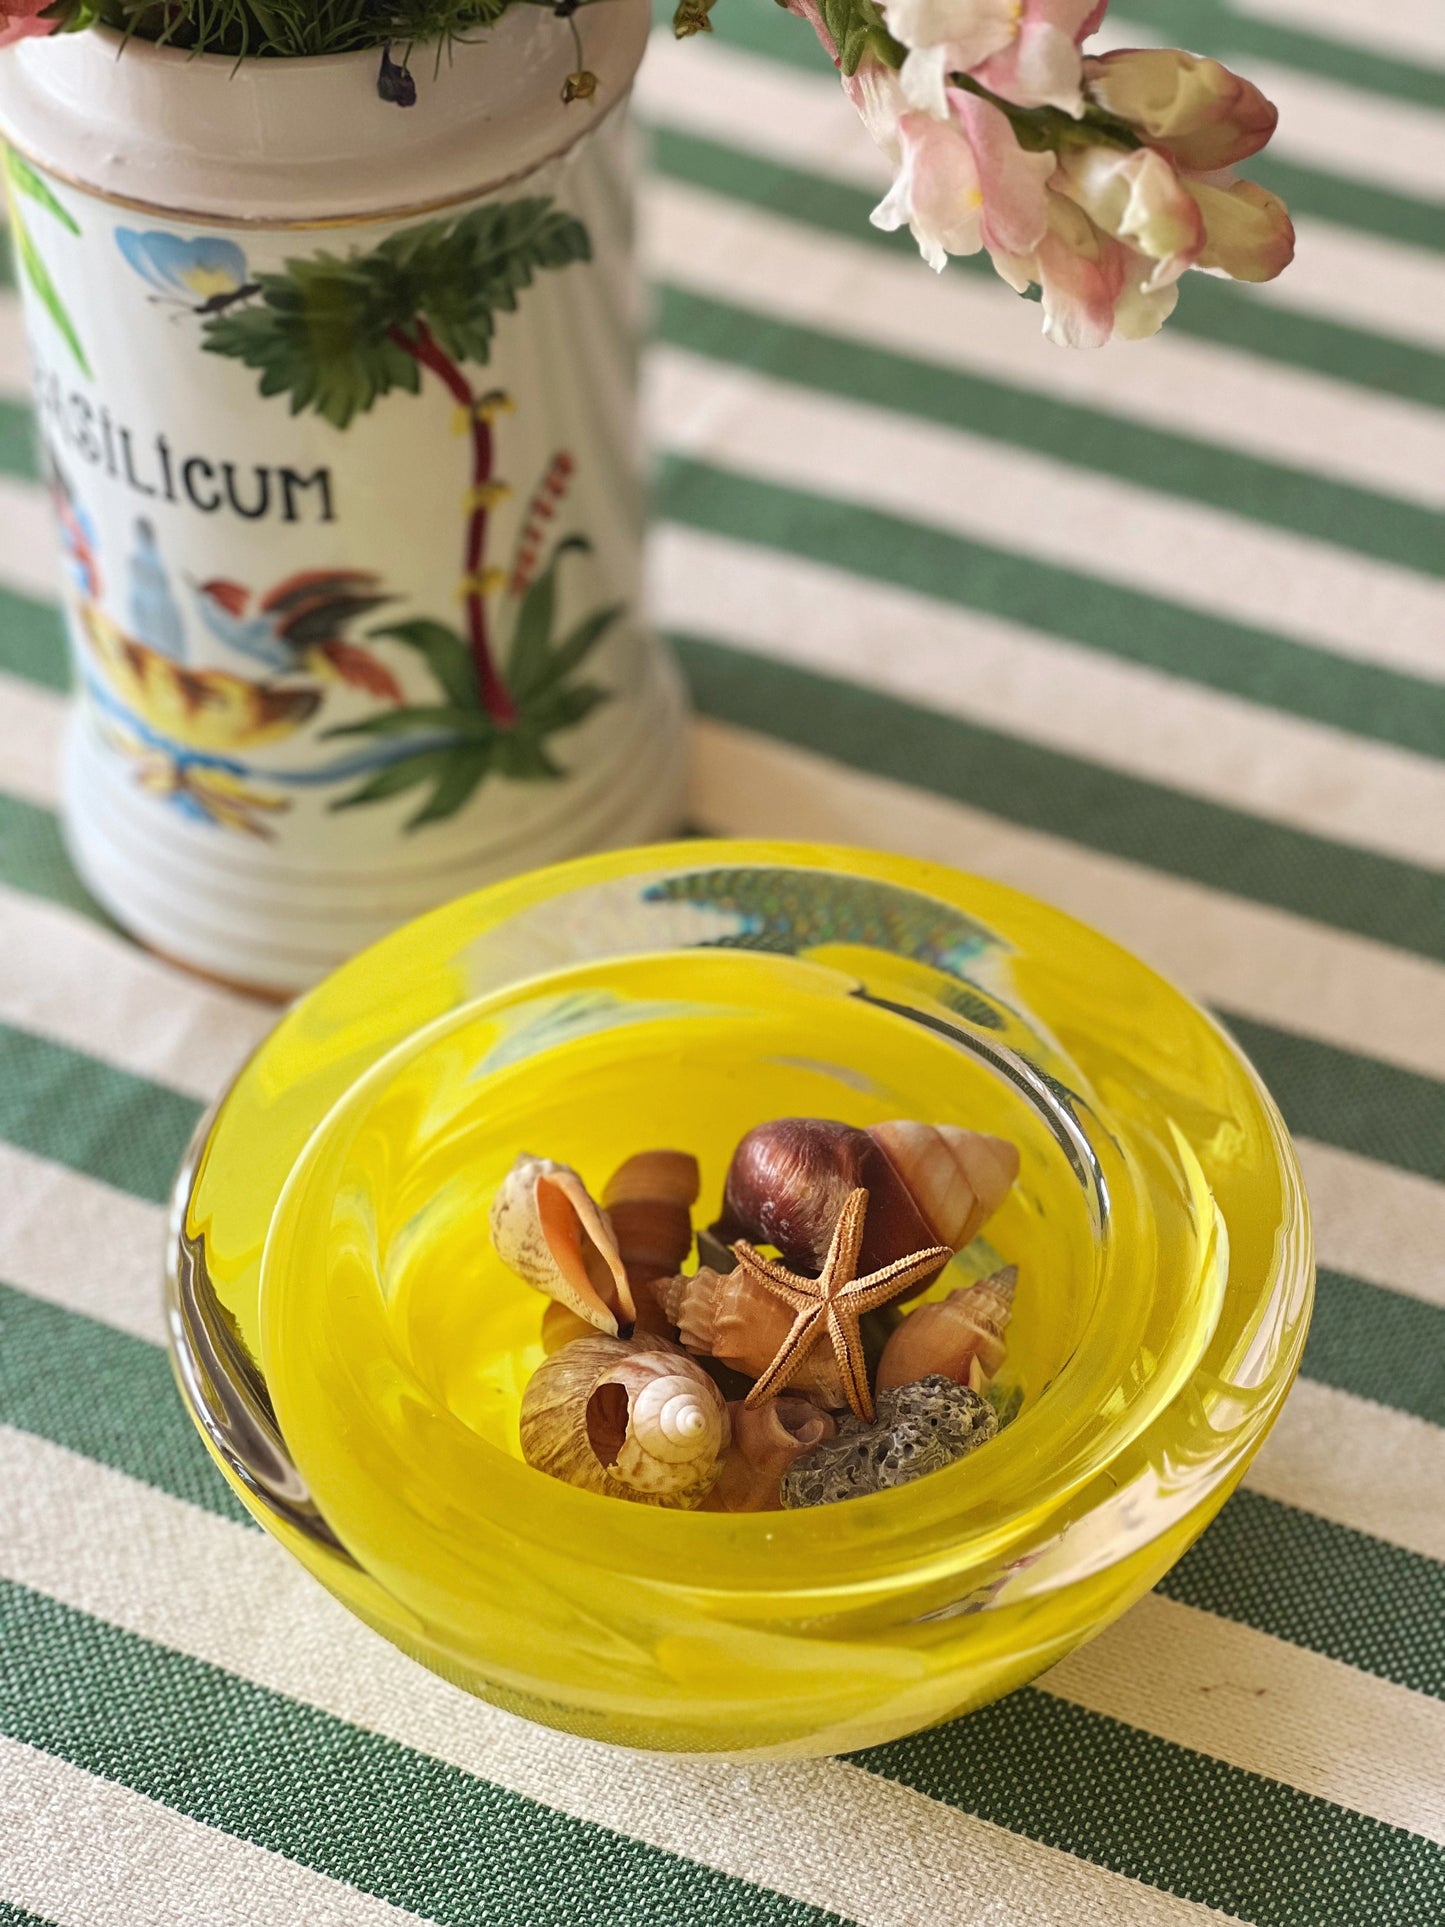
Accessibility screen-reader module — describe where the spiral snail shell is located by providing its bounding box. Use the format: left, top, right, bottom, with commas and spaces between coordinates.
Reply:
703, 1395, 838, 1512
659, 1265, 849, 1409
715, 1118, 1019, 1291
519, 1333, 730, 1507
875, 1266, 1018, 1396
490, 1154, 634, 1334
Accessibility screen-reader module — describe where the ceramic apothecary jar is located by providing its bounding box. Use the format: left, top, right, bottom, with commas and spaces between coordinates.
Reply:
0, 6, 685, 993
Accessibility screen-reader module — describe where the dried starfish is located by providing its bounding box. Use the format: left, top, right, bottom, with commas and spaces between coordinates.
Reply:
736, 1187, 951, 1422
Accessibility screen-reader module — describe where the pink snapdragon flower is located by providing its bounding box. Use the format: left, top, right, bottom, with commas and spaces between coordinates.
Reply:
862, 75, 1053, 271
0, 0, 56, 47
1083, 47, 1278, 171
883, 0, 1104, 119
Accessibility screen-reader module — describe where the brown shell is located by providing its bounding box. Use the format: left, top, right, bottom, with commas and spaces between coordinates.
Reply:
519, 1332, 729, 1507
875, 1266, 1018, 1396
714, 1119, 941, 1292
714, 1118, 1018, 1293
703, 1395, 838, 1512
659, 1264, 849, 1409
602, 1150, 700, 1334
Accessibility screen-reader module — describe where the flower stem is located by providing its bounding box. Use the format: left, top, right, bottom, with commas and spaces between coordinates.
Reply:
389, 320, 518, 729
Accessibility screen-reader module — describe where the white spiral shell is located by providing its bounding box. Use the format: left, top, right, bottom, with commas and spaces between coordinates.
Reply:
519, 1334, 729, 1507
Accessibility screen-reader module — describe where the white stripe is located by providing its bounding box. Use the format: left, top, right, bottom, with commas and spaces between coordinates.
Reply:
638, 123, 1445, 516
1294, 1139, 1445, 1309
0, 1140, 164, 1342
10, 638, 1444, 1084
0, 288, 30, 397
687, 716, 1445, 1302
0, 471, 62, 604
637, 31, 1445, 355
650, 516, 1445, 872
0, 669, 62, 806
0, 884, 273, 1102
1225, 0, 1445, 68
1249, 1376, 1445, 1563
1045, 1593, 1445, 1844
648, 332, 1445, 690
1244, 217, 1445, 357
1089, 16, 1445, 202
0, 1430, 1228, 1927
0, 1738, 430, 1927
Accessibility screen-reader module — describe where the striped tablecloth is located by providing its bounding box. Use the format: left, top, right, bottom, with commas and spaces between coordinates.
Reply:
2, 2, 1442, 1922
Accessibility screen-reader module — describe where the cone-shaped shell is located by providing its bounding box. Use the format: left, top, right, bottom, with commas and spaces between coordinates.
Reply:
519, 1333, 729, 1507
876, 1266, 1018, 1396
490, 1154, 634, 1334
660, 1265, 849, 1409
602, 1150, 700, 1326
704, 1395, 838, 1512
868, 1122, 1020, 1252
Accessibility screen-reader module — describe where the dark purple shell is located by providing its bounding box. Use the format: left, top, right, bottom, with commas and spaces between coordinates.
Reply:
713, 1118, 945, 1291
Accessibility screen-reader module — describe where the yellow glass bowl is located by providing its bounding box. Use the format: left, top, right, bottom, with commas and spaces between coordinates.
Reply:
167, 840, 1313, 1757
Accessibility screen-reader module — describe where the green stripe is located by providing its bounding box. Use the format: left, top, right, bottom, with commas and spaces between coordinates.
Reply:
857, 1687, 1444, 1927
1308, 1269, 1445, 1431
649, 125, 1445, 414
0, 1582, 851, 1927
668, 612, 1445, 966
0, 397, 35, 483
3, 1267, 1441, 1699
0, 1024, 201, 1205
1114, 0, 1445, 112
694, 0, 1445, 256
0, 790, 110, 927
0, 583, 68, 692
1252, 155, 1445, 260
0, 1285, 251, 1527
1160, 1487, 1445, 1701
658, 283, 1445, 581
653, 426, 1445, 761
1219, 1012, 1445, 1183
0, 1906, 61, 1927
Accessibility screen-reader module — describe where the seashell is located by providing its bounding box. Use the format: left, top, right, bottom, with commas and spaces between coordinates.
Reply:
704, 1395, 838, 1512
715, 1118, 1018, 1295
875, 1266, 1018, 1396
602, 1150, 700, 1326
519, 1333, 730, 1507
490, 1154, 634, 1334
780, 1376, 998, 1509
868, 1121, 1020, 1253
659, 1264, 849, 1409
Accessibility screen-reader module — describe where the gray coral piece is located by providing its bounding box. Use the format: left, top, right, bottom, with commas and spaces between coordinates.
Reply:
779, 1375, 999, 1509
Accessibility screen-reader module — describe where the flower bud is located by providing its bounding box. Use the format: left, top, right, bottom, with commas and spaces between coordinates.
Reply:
1084, 48, 1279, 172
1184, 176, 1295, 282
